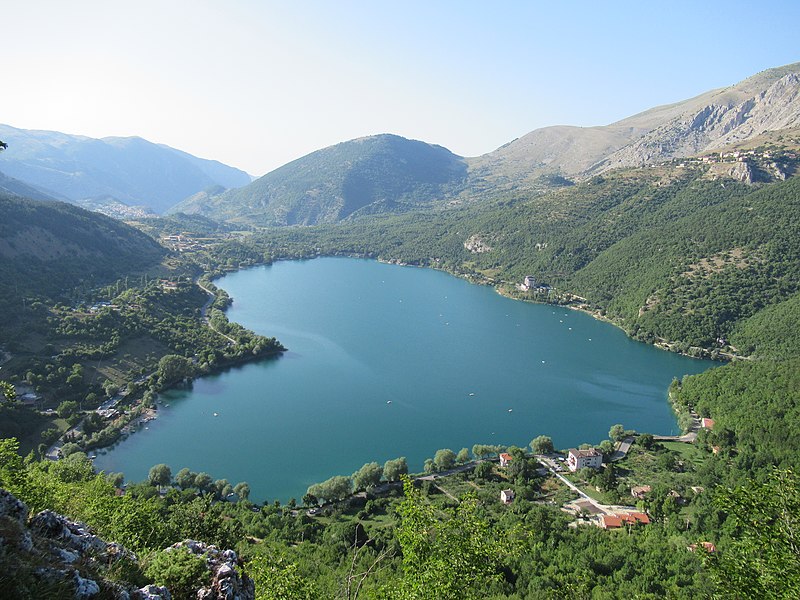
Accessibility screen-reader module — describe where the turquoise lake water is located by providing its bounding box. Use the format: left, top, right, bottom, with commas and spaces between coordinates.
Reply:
94, 257, 714, 501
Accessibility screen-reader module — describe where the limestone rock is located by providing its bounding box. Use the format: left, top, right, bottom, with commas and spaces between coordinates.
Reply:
134, 584, 172, 600
170, 540, 255, 600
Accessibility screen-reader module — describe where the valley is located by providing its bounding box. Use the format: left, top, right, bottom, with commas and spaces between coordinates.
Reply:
1, 60, 800, 599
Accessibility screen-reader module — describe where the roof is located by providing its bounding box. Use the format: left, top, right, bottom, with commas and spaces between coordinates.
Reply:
501, 488, 515, 496
569, 448, 601, 458
622, 512, 650, 524
689, 541, 716, 553
600, 515, 623, 528
499, 452, 513, 460
601, 512, 650, 528
701, 418, 716, 429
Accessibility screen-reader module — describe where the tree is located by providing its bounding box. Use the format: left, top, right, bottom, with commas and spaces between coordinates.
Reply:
456, 448, 471, 464
56, 400, 78, 419
157, 354, 193, 386
433, 448, 456, 472
609, 424, 626, 442
248, 551, 317, 600
60, 442, 81, 457
474, 461, 493, 481
423, 458, 435, 474
352, 462, 383, 491
0, 381, 16, 402
506, 447, 531, 482
175, 467, 196, 490
383, 457, 409, 482
390, 477, 519, 599
600, 463, 617, 492
637, 433, 655, 449
599, 439, 615, 457
148, 463, 172, 491
233, 481, 251, 501
106, 472, 125, 488
194, 472, 213, 494
706, 469, 800, 598
530, 435, 554, 455
307, 475, 352, 504
144, 546, 208, 599
213, 478, 233, 500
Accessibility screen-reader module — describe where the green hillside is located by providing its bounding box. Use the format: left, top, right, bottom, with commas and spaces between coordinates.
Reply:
169, 134, 468, 225
0, 193, 166, 315
252, 148, 799, 358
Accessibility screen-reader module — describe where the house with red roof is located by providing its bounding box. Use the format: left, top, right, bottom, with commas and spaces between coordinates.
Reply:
598, 512, 650, 529
499, 453, 513, 468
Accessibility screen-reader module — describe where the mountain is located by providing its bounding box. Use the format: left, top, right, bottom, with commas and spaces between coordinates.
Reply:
169, 134, 468, 225
0, 125, 251, 214
169, 63, 800, 227
0, 193, 165, 313
0, 169, 61, 202
469, 62, 800, 190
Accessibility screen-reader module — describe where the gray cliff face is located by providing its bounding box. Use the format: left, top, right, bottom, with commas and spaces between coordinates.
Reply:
467, 63, 800, 193
592, 73, 800, 174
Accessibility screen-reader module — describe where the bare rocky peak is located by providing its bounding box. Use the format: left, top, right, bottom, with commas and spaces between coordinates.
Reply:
594, 71, 800, 174
470, 62, 800, 189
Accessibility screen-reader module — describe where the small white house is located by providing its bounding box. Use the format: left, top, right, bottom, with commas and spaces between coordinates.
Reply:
567, 448, 603, 472
500, 489, 515, 504
499, 453, 513, 468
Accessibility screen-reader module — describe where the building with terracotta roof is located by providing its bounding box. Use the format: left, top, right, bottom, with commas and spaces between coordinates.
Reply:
598, 512, 650, 529
701, 418, 715, 429
499, 453, 513, 468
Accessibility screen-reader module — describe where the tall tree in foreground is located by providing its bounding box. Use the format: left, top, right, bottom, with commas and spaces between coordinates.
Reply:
388, 477, 518, 599
707, 469, 800, 599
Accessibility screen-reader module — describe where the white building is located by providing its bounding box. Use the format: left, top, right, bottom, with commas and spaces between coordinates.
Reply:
567, 448, 603, 471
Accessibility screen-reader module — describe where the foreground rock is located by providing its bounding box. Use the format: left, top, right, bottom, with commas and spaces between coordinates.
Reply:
0, 488, 252, 599
168, 540, 255, 600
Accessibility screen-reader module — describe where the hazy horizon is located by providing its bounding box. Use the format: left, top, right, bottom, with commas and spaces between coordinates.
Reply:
4, 1, 799, 176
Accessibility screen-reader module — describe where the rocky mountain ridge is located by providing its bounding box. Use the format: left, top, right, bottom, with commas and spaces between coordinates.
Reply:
469, 63, 800, 191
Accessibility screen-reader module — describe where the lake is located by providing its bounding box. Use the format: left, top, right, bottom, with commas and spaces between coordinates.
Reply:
94, 257, 714, 501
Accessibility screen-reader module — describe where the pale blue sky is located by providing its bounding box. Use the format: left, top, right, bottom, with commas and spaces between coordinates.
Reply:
3, 0, 798, 175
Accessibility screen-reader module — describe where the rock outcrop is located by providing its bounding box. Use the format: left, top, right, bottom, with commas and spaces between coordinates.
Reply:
0, 488, 253, 599
168, 540, 255, 600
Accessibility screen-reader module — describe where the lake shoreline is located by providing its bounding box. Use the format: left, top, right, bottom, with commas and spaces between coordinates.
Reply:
94, 256, 711, 501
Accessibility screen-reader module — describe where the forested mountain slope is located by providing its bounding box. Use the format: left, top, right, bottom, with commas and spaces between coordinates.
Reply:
0, 194, 165, 314
256, 146, 800, 357
170, 134, 468, 226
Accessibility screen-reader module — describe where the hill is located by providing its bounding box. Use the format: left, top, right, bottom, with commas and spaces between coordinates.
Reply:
171, 63, 800, 227
0, 125, 252, 214
0, 193, 165, 315
467, 62, 800, 191
169, 133, 468, 225
255, 141, 800, 358
0, 169, 61, 202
